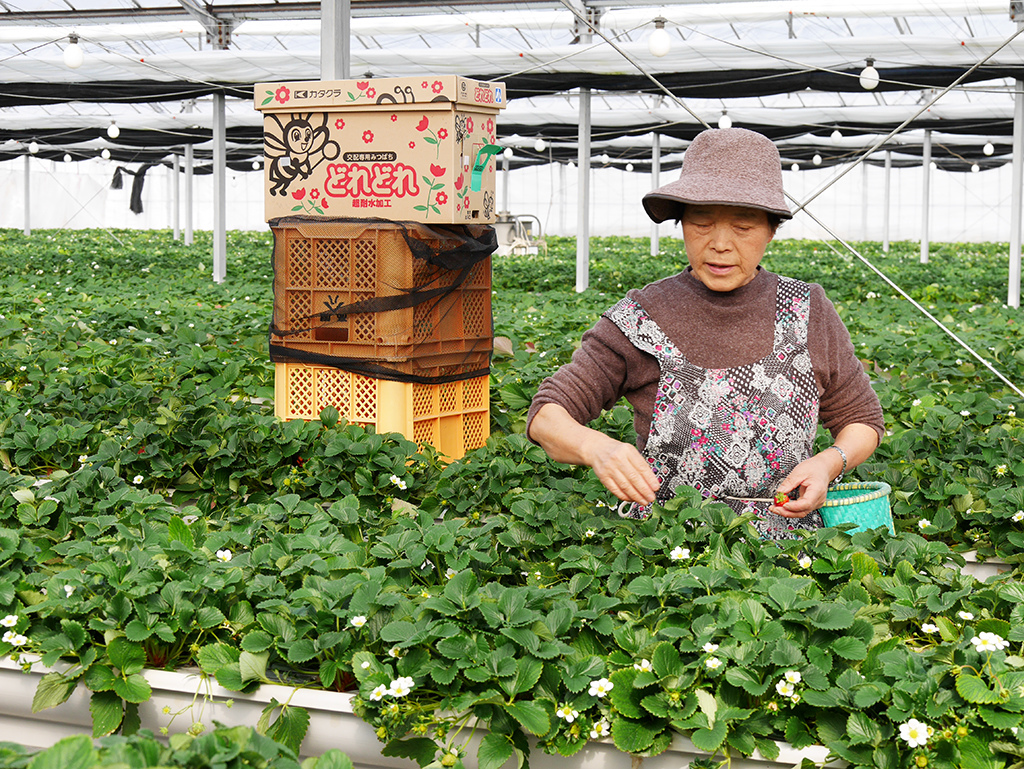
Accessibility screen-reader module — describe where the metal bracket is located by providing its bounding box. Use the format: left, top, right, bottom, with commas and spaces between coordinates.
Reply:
1013, 1, 1023, 21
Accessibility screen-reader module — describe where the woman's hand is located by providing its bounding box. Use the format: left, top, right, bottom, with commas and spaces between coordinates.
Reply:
770, 452, 837, 518
529, 403, 659, 505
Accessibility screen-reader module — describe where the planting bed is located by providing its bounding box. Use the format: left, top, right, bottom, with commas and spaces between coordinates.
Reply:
0, 230, 1023, 769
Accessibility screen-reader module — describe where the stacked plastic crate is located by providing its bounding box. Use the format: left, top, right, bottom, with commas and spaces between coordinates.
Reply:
255, 76, 506, 459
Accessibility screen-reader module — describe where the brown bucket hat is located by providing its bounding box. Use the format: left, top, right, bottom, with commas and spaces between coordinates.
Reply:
642, 127, 792, 223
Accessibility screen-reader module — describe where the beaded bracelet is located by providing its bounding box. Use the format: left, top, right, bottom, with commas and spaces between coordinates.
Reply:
826, 444, 847, 486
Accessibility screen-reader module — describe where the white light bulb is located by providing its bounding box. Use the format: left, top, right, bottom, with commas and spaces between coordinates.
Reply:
107, 123, 120, 139
790, 163, 799, 172
983, 142, 994, 156
648, 26, 671, 58
101, 148, 111, 160
502, 147, 514, 160
830, 129, 843, 141
534, 138, 547, 152
718, 113, 732, 130
930, 161, 937, 170
599, 153, 610, 164
252, 160, 260, 170
28, 142, 39, 154
63, 153, 72, 163
971, 163, 980, 173
812, 154, 822, 166
625, 163, 634, 172
63, 38, 84, 69
859, 63, 880, 91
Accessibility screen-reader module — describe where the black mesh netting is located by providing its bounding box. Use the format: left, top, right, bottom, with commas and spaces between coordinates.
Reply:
268, 217, 497, 384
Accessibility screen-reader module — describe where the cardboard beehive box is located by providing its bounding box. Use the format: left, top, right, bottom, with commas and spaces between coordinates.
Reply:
254, 76, 507, 224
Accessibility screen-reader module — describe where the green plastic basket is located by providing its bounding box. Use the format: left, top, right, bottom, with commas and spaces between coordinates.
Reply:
821, 481, 894, 535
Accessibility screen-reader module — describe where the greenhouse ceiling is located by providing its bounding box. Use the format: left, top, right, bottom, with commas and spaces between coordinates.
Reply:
1, 0, 1023, 171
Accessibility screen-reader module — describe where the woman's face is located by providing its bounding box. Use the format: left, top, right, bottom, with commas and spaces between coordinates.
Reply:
681, 204, 776, 292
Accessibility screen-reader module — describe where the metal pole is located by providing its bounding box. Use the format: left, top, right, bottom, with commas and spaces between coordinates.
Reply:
502, 154, 511, 213
23, 154, 30, 237
861, 158, 869, 241
213, 92, 226, 283
320, 0, 351, 79
184, 100, 194, 246
883, 150, 891, 253
650, 129, 661, 256
172, 154, 180, 240
576, 88, 591, 293
920, 129, 931, 264
558, 161, 566, 236
1010, 74, 1024, 308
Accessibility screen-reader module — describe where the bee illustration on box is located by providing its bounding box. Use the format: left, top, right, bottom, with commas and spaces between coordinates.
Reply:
265, 113, 341, 196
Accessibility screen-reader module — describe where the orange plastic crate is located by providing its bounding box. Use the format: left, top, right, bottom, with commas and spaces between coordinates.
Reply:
270, 219, 492, 371
274, 362, 490, 460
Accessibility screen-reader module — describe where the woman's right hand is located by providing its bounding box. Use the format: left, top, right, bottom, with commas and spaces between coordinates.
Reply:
529, 403, 660, 505
584, 435, 661, 505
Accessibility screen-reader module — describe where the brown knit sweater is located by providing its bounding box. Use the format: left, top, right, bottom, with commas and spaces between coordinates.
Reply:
527, 267, 884, 451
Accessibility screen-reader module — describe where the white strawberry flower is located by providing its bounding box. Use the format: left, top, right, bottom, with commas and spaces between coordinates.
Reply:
633, 659, 653, 672
669, 546, 690, 561
388, 645, 402, 659
555, 704, 579, 722
589, 719, 611, 739
776, 680, 795, 697
958, 611, 975, 621
0, 615, 17, 628
369, 685, 387, 701
996, 465, 1008, 477
899, 719, 930, 748
703, 642, 719, 653
784, 670, 801, 684
705, 657, 723, 671
921, 623, 939, 634
215, 549, 232, 562
798, 555, 812, 569
387, 677, 414, 697
918, 519, 930, 530
132, 475, 144, 485
2, 631, 27, 647
1013, 510, 1024, 523
588, 678, 614, 698
350, 615, 367, 628
389, 474, 407, 490
972, 632, 1009, 652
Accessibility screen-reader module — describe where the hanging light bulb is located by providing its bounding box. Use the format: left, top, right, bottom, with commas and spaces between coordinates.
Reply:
252, 160, 261, 170
859, 58, 880, 90
101, 148, 111, 160
534, 137, 547, 152
63, 33, 84, 69
598, 153, 610, 164
790, 163, 799, 172
648, 17, 671, 58
718, 111, 732, 130
28, 142, 39, 154
812, 154, 822, 166
930, 161, 937, 170
983, 142, 995, 156
830, 129, 843, 141
625, 162, 635, 172
971, 163, 981, 173
502, 147, 514, 160
107, 122, 120, 139
63, 153, 72, 163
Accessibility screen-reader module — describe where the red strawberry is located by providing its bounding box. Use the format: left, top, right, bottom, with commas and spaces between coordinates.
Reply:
774, 492, 789, 506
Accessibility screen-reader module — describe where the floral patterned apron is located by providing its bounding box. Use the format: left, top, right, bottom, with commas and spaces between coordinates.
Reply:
605, 275, 824, 539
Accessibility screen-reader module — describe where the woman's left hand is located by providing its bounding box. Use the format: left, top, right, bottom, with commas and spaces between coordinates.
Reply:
770, 452, 842, 518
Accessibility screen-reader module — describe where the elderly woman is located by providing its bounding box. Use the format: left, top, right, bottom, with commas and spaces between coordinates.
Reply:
527, 128, 883, 538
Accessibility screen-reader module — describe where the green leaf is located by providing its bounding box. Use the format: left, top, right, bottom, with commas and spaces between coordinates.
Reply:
107, 638, 146, 675
197, 642, 239, 674
690, 719, 728, 752
611, 719, 659, 752
196, 607, 226, 629
832, 637, 868, 660
32, 672, 77, 713
240, 650, 269, 683
478, 733, 515, 769
112, 673, 151, 704
27, 735, 94, 769
956, 673, 1005, 704
505, 700, 549, 735
652, 642, 684, 678
310, 751, 354, 769
84, 664, 117, 692
89, 691, 123, 737
505, 657, 544, 698
725, 667, 770, 696
168, 516, 194, 548
806, 603, 855, 630
443, 570, 480, 611
846, 712, 883, 747
381, 738, 436, 766
959, 735, 1003, 769
608, 668, 644, 718
785, 717, 816, 749
261, 702, 311, 755
978, 707, 1022, 729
